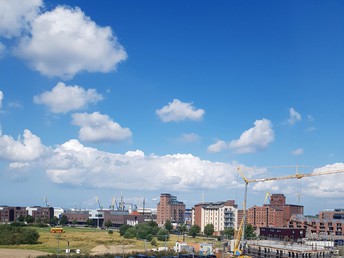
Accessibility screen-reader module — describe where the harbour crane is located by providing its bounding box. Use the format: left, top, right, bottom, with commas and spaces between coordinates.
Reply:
235, 166, 344, 257
95, 196, 103, 210
109, 197, 118, 210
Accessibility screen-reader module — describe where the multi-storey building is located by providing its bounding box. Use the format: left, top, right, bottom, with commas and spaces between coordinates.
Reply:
157, 193, 185, 225
247, 194, 303, 228
319, 209, 344, 220
289, 213, 344, 238
192, 200, 238, 235
0, 206, 27, 222
0, 206, 54, 223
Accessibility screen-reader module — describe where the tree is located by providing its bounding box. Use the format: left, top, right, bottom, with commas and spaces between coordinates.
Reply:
86, 219, 95, 227
157, 228, 169, 241
222, 227, 234, 239
188, 225, 201, 238
119, 224, 132, 236
124, 227, 137, 239
50, 216, 59, 226
178, 223, 187, 234
59, 215, 68, 226
245, 224, 256, 239
17, 215, 25, 222
204, 224, 214, 237
164, 220, 173, 232
104, 220, 112, 229
25, 215, 34, 224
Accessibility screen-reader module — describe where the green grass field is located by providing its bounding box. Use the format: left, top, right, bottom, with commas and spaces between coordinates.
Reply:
0, 227, 220, 256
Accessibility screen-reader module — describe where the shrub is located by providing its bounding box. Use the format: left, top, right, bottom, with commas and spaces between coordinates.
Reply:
0, 225, 39, 245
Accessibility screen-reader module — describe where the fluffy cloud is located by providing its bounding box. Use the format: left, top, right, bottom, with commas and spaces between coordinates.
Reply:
0, 42, 5, 58
0, 0, 42, 38
34, 82, 103, 113
44, 139, 241, 190
156, 99, 205, 122
229, 119, 274, 154
71, 112, 132, 143
0, 129, 46, 161
15, 6, 127, 79
207, 140, 228, 153
0, 90, 3, 108
292, 148, 304, 155
288, 107, 302, 125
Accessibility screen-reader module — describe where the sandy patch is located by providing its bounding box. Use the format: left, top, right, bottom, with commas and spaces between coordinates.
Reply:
0, 248, 51, 258
91, 244, 142, 255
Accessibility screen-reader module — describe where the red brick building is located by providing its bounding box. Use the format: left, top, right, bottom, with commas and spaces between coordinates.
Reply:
157, 193, 185, 225
247, 194, 303, 228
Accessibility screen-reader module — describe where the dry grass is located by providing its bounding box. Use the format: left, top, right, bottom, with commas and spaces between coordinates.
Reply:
0, 227, 219, 256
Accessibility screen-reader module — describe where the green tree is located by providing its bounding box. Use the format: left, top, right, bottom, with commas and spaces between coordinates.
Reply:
86, 219, 95, 227
157, 228, 169, 241
124, 227, 137, 239
204, 224, 214, 237
245, 224, 256, 239
50, 216, 59, 226
104, 220, 112, 229
17, 215, 25, 222
222, 227, 234, 239
25, 215, 34, 224
178, 223, 187, 234
164, 220, 173, 232
119, 224, 132, 236
188, 224, 201, 238
59, 215, 68, 226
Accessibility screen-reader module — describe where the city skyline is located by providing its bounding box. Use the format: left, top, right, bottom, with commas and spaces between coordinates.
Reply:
0, 1, 343, 215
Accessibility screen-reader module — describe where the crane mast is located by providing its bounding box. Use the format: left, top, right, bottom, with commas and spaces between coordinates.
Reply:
235, 166, 344, 257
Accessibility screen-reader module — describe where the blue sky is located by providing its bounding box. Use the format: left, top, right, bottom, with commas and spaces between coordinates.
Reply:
0, 0, 343, 215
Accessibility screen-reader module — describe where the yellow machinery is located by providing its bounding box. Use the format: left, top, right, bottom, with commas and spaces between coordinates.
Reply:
234, 166, 344, 257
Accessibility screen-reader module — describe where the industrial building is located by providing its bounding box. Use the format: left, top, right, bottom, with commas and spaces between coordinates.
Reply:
0, 206, 54, 223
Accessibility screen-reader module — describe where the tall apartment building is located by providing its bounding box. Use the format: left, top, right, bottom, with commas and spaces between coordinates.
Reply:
247, 194, 303, 228
156, 193, 185, 225
192, 200, 238, 235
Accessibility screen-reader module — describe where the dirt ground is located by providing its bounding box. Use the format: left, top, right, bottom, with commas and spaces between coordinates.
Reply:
0, 245, 142, 257
90, 244, 143, 255
0, 248, 51, 258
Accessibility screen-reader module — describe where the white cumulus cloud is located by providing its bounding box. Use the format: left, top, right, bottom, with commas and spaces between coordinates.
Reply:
15, 5, 127, 79
44, 139, 243, 191
288, 107, 302, 125
34, 82, 103, 113
156, 99, 205, 122
207, 140, 228, 153
0, 0, 42, 38
71, 112, 132, 143
0, 129, 46, 161
229, 119, 274, 154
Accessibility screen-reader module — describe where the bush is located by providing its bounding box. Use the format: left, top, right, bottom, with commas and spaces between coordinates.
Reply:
0, 225, 39, 245
108, 230, 113, 234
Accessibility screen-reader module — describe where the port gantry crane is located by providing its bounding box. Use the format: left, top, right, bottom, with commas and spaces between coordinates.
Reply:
235, 166, 344, 257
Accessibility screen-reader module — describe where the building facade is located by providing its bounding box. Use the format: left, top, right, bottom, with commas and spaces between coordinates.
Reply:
0, 206, 54, 223
247, 194, 303, 228
289, 214, 344, 238
157, 193, 185, 225
192, 200, 238, 235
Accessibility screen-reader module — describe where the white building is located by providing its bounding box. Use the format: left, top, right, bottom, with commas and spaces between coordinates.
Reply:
192, 200, 238, 235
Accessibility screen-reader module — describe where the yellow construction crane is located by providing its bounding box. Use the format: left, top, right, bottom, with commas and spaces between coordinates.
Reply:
235, 166, 344, 257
